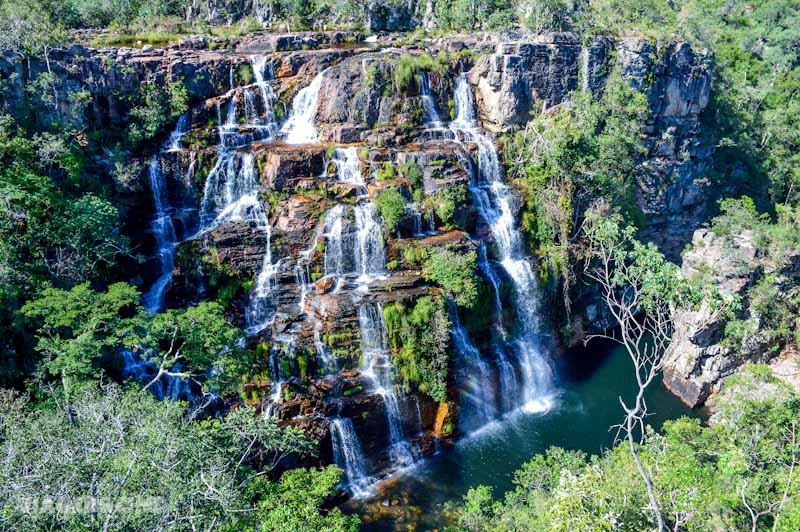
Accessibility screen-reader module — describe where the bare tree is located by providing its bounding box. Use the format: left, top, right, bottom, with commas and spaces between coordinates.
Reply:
582, 206, 717, 532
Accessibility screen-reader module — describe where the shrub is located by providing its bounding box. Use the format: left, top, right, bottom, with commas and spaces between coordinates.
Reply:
429, 184, 467, 227
374, 187, 406, 233
423, 248, 479, 308
383, 296, 451, 402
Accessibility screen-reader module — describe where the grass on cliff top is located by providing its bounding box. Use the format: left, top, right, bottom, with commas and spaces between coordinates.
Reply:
88, 16, 263, 48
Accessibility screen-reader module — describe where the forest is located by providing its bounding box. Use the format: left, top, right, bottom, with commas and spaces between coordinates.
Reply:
0, 0, 799, 530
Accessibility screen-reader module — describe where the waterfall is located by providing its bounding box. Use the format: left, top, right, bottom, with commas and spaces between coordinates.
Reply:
407, 203, 424, 236
167, 114, 189, 152
199, 152, 267, 230
143, 156, 179, 313
358, 303, 417, 467
120, 349, 194, 403
323, 204, 348, 277
192, 62, 283, 335
331, 417, 372, 498
246, 222, 278, 335
263, 335, 294, 418
353, 203, 385, 284
450, 74, 554, 415
314, 328, 336, 371
250, 55, 279, 132
321, 150, 385, 285
333, 147, 364, 185
281, 69, 327, 145
449, 301, 496, 430
420, 72, 444, 128
452, 73, 478, 128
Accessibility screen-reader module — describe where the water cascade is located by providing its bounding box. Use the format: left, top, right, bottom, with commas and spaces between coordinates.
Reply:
281, 69, 327, 145
449, 301, 496, 431
420, 72, 444, 128
321, 149, 386, 286
358, 303, 417, 467
449, 73, 554, 415
330, 417, 373, 498
143, 156, 179, 313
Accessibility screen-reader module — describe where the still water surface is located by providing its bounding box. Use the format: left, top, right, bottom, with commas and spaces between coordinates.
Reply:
351, 340, 701, 530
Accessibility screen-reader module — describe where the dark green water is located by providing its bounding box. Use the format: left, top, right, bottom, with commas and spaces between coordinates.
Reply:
352, 340, 701, 530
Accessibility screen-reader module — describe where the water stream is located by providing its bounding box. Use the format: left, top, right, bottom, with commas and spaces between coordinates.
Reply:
281, 69, 327, 144
448, 73, 554, 416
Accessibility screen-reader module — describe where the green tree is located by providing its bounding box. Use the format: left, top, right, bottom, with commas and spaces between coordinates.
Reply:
22, 283, 246, 397
383, 296, 451, 402
126, 301, 245, 395
0, 383, 328, 531
423, 248, 479, 308
374, 186, 406, 234
21, 282, 140, 396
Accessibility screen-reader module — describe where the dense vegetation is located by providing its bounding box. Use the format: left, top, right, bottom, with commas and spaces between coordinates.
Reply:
447, 366, 800, 531
0, 0, 798, 530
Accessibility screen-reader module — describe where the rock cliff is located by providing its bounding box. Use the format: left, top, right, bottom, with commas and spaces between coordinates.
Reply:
0, 29, 718, 484
663, 227, 800, 406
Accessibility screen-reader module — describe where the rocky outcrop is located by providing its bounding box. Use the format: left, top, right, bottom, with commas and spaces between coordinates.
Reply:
468, 33, 583, 128
663, 227, 800, 407
467, 33, 713, 259
367, 0, 417, 32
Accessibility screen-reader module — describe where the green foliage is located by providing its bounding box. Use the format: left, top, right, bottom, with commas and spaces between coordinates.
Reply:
254, 466, 360, 532
423, 248, 479, 308
128, 81, 189, 144
0, 383, 334, 531
711, 196, 766, 237
383, 296, 451, 402
506, 71, 648, 283
583, 211, 711, 315
394, 53, 448, 91
428, 184, 467, 227
399, 159, 423, 188
708, 199, 800, 351
374, 187, 406, 234
21, 282, 140, 394
0, 0, 67, 55
0, 119, 130, 293
375, 162, 396, 181
448, 366, 800, 531
22, 283, 246, 396
433, 0, 514, 30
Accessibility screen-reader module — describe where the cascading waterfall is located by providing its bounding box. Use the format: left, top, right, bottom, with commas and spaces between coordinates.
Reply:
333, 146, 365, 185
353, 203, 385, 285
321, 150, 385, 286
193, 57, 285, 335
143, 156, 179, 313
358, 303, 417, 467
167, 114, 188, 152
420, 72, 444, 128
450, 73, 554, 415
449, 301, 496, 431
323, 204, 348, 277
281, 69, 327, 145
263, 334, 295, 418
331, 417, 372, 498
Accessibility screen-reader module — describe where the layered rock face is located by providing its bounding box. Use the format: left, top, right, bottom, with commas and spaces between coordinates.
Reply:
2, 30, 716, 485
663, 228, 800, 407
469, 34, 713, 258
